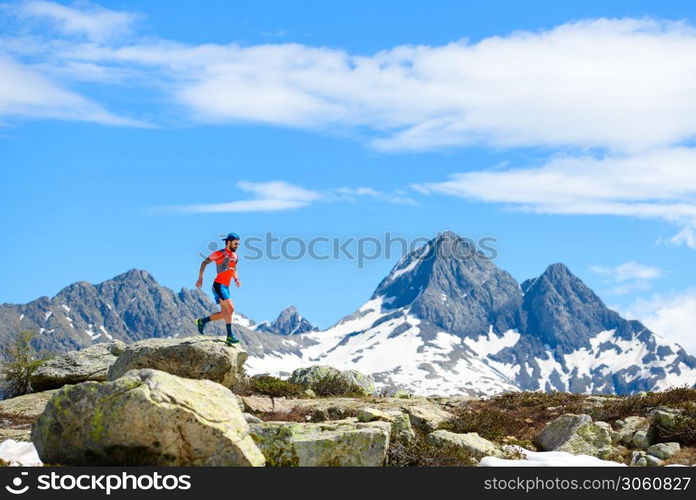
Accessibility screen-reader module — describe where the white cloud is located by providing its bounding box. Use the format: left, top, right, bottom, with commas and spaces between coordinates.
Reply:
0, 55, 143, 126
166, 18, 696, 152
413, 148, 696, 246
16, 1, 138, 41
156, 181, 322, 214
2, 4, 696, 237
330, 186, 416, 205
7, 12, 696, 152
154, 181, 414, 214
622, 290, 696, 356
591, 261, 663, 282
670, 227, 696, 248
590, 261, 664, 295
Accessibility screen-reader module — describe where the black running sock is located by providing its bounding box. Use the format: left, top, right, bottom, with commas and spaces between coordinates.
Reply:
226, 323, 234, 337
201, 316, 212, 325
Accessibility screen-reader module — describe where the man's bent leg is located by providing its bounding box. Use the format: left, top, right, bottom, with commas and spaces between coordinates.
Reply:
222, 300, 239, 344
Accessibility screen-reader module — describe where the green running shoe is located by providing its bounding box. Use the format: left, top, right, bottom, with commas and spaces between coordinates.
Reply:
196, 318, 206, 335
225, 335, 240, 345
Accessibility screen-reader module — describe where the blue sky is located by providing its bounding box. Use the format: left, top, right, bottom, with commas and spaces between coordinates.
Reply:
1, 1, 695, 352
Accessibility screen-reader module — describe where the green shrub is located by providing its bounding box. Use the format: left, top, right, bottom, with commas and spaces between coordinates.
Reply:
386, 431, 477, 467
592, 386, 696, 423
440, 390, 588, 443
652, 407, 696, 447
249, 375, 306, 398
1, 330, 48, 398
311, 373, 364, 397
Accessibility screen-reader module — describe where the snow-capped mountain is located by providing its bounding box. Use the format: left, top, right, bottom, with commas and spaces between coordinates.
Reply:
245, 231, 696, 396
254, 306, 318, 336
2, 231, 694, 396
0, 269, 256, 357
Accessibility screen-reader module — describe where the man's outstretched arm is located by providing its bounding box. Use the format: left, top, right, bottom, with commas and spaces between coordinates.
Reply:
196, 258, 211, 288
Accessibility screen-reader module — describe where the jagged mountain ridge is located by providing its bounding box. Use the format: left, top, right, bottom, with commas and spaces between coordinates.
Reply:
246, 232, 696, 396
254, 306, 318, 336
0, 269, 267, 358
1, 231, 694, 396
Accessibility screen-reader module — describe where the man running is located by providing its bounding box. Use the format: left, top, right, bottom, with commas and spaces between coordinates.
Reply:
195, 232, 242, 345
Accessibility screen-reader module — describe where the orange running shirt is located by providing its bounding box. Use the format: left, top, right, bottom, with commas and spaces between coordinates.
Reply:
209, 248, 238, 286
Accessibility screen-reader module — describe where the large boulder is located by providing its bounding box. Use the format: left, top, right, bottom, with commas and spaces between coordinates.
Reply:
288, 366, 375, 396
31, 341, 126, 391
31, 369, 265, 466
249, 420, 390, 466
0, 390, 59, 442
534, 414, 613, 457
107, 336, 247, 387
427, 430, 502, 460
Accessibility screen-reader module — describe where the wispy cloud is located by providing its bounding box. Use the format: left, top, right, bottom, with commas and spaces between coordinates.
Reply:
0, 55, 145, 126
152, 181, 414, 214
330, 187, 416, 205
3, 2, 696, 241
6, 5, 696, 153
14, 0, 139, 41
590, 261, 664, 295
413, 148, 696, 247
155, 181, 322, 214
621, 289, 696, 355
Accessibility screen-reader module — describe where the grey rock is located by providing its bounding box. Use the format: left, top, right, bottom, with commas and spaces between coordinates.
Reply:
107, 336, 247, 387
615, 416, 649, 445
249, 420, 391, 466
242, 395, 274, 413
631, 451, 648, 467
357, 407, 390, 422
0, 390, 59, 442
243, 413, 263, 424
288, 366, 375, 396
391, 413, 416, 444
402, 404, 453, 433
632, 430, 650, 450
30, 341, 126, 391
31, 369, 265, 466
645, 454, 664, 467
535, 414, 613, 457
647, 442, 680, 459
427, 430, 502, 459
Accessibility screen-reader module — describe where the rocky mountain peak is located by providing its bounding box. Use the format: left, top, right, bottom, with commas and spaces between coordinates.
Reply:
522, 263, 627, 351
371, 231, 523, 337
255, 305, 317, 336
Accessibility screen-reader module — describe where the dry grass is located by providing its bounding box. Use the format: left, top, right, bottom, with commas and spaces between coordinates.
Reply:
662, 446, 696, 466
0, 411, 35, 428
256, 406, 316, 423
231, 374, 307, 398
441, 390, 588, 444
386, 431, 477, 467
592, 386, 696, 423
